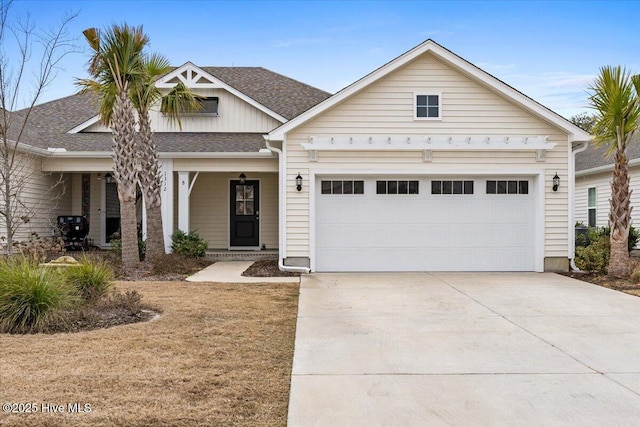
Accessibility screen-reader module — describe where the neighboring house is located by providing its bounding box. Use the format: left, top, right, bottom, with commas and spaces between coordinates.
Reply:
575, 135, 640, 230
7, 40, 591, 272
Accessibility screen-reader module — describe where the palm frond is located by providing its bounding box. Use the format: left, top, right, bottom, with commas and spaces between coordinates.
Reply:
588, 66, 640, 157
160, 82, 203, 130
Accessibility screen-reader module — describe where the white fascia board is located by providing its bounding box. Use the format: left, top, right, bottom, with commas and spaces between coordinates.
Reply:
67, 115, 101, 134
155, 62, 288, 124
301, 135, 555, 151
267, 39, 592, 142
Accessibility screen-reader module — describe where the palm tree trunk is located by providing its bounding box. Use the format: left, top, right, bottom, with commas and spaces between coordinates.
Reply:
137, 111, 165, 262
608, 150, 632, 278
111, 89, 140, 270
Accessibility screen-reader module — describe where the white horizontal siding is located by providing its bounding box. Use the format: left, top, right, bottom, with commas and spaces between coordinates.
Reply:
575, 165, 640, 229
284, 51, 570, 261
189, 172, 278, 250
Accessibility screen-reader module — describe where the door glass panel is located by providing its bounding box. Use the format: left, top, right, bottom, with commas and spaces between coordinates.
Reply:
235, 184, 255, 216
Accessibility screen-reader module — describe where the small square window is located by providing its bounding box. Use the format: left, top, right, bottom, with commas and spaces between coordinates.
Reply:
442, 181, 452, 194
354, 181, 364, 194
497, 181, 507, 194
343, 181, 353, 195
398, 181, 408, 194
409, 181, 419, 194
508, 180, 518, 194
416, 94, 440, 119
377, 181, 387, 194
452, 181, 463, 194
464, 181, 474, 194
332, 181, 343, 195
519, 181, 529, 194
486, 181, 496, 194
321, 181, 332, 194
431, 181, 442, 194
388, 181, 398, 194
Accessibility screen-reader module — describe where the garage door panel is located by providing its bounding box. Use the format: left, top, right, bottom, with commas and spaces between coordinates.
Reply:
315, 177, 535, 272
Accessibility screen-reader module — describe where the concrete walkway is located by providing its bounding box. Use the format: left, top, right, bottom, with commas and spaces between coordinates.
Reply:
288, 272, 640, 426
186, 261, 299, 283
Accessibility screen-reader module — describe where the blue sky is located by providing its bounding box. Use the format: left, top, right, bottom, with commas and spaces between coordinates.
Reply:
8, 0, 639, 119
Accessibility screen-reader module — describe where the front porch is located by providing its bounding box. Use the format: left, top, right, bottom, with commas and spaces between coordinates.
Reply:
45, 155, 280, 256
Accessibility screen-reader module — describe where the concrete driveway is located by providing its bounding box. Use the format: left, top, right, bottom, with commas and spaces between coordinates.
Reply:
288, 273, 640, 426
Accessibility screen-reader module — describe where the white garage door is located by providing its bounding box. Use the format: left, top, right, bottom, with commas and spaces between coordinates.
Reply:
315, 177, 535, 272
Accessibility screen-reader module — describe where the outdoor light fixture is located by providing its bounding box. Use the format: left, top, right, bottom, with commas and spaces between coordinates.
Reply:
295, 173, 303, 192
239, 173, 246, 184
105, 173, 114, 184
552, 173, 560, 192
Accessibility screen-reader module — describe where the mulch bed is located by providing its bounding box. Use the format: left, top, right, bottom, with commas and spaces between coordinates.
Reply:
561, 271, 640, 296
242, 260, 301, 277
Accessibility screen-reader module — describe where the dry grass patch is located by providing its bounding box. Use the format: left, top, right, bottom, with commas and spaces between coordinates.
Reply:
0, 280, 299, 426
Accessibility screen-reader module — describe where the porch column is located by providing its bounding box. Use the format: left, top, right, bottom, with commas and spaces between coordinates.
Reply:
178, 171, 190, 233
159, 159, 174, 253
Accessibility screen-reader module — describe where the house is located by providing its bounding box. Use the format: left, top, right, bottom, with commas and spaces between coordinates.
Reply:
7, 40, 590, 272
575, 135, 640, 230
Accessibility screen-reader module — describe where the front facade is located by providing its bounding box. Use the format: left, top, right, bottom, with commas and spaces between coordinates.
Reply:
10, 40, 589, 272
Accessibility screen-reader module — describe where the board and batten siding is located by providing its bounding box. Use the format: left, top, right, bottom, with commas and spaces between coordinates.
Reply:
575, 166, 640, 229
188, 172, 279, 250
283, 51, 570, 261
83, 88, 281, 133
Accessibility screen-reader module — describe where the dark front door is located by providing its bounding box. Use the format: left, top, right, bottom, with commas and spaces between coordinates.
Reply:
230, 180, 260, 247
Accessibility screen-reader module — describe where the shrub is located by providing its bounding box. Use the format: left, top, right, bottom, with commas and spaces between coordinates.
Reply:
63, 257, 114, 302
574, 225, 639, 253
171, 230, 208, 258
575, 235, 610, 273
0, 258, 78, 333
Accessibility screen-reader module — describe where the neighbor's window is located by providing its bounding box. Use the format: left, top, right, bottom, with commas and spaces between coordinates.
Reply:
588, 187, 596, 227
415, 94, 440, 119
376, 180, 419, 195
486, 180, 529, 195
321, 180, 364, 195
431, 180, 474, 195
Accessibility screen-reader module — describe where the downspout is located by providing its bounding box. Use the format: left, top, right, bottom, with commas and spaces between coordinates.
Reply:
264, 137, 311, 274
570, 140, 589, 271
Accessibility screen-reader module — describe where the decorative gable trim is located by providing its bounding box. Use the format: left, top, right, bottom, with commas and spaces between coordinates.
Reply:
156, 62, 287, 123
267, 39, 591, 143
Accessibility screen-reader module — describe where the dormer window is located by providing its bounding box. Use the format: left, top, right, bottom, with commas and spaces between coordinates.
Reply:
414, 93, 441, 120
199, 97, 219, 115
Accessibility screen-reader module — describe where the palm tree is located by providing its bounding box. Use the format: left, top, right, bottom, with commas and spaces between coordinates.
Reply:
588, 66, 640, 278
77, 25, 147, 270
133, 55, 201, 262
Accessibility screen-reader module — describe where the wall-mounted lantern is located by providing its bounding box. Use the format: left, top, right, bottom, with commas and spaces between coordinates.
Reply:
239, 173, 246, 184
295, 173, 303, 192
552, 173, 560, 192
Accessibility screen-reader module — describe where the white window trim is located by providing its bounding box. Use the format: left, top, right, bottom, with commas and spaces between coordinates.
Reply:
588, 187, 597, 227
414, 92, 442, 121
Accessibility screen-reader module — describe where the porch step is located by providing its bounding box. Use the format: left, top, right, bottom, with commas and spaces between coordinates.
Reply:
205, 250, 278, 261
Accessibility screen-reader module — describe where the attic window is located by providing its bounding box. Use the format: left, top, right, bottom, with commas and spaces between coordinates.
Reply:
199, 97, 219, 115
415, 94, 441, 120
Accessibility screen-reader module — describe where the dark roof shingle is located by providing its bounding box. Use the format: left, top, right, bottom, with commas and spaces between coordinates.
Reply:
14, 66, 330, 153
576, 134, 640, 172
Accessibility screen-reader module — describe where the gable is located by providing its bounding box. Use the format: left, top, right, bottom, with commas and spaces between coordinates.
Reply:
268, 40, 591, 143
294, 51, 567, 139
